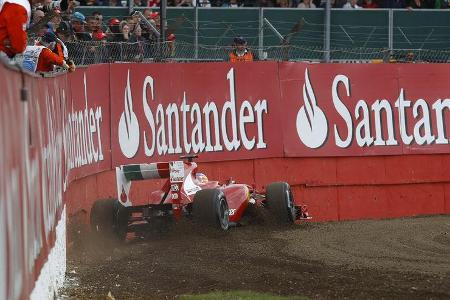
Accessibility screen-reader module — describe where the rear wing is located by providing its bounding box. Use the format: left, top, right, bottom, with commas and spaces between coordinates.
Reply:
116, 161, 185, 206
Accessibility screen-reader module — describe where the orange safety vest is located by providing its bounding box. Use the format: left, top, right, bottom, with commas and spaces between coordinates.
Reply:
229, 49, 254, 62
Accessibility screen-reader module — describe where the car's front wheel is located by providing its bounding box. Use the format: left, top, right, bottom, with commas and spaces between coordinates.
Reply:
265, 182, 296, 224
193, 189, 230, 230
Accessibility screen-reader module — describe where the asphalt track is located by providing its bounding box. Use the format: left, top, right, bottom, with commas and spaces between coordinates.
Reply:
61, 215, 450, 299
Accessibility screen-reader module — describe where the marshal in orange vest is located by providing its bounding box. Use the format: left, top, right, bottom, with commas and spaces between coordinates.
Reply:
229, 36, 254, 63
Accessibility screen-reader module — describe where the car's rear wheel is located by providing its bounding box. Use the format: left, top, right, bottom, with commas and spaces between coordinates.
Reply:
265, 182, 296, 224
90, 198, 128, 241
193, 189, 230, 230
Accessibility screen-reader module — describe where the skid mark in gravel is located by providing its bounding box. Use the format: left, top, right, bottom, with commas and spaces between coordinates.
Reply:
280, 216, 450, 275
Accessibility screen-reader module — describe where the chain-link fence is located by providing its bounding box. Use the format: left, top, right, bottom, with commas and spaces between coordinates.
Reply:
63, 40, 450, 65
67, 7, 450, 63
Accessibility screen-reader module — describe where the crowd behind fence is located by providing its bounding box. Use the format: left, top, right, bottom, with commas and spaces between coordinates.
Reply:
20, 4, 450, 67
68, 7, 450, 63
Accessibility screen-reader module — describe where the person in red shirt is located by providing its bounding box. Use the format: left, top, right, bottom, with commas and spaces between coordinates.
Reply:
0, 0, 31, 58
22, 31, 74, 73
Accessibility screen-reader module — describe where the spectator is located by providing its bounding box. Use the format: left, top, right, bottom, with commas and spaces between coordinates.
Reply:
143, 8, 152, 19
61, 0, 79, 16
84, 0, 98, 5
71, 11, 91, 40
382, 0, 405, 7
117, 21, 131, 42
22, 31, 74, 72
91, 31, 109, 63
151, 12, 160, 27
343, 0, 363, 8
0, 0, 32, 58
107, 18, 121, 41
130, 24, 144, 42
166, 33, 176, 56
432, 0, 448, 8
258, 0, 275, 6
193, 0, 212, 6
48, 10, 62, 32
128, 24, 144, 60
56, 20, 73, 42
175, 0, 194, 5
92, 11, 103, 21
298, 0, 316, 7
129, 13, 140, 31
222, 0, 242, 6
86, 15, 101, 39
146, 0, 161, 6
407, 0, 426, 7
229, 36, 253, 62
53, 32, 69, 60
93, 31, 107, 41
42, 0, 52, 8
362, 0, 379, 7
32, 9, 45, 26
275, 0, 290, 6
92, 11, 105, 30
320, 0, 347, 7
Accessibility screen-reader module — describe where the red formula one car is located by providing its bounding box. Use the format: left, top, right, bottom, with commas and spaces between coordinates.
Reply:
90, 155, 310, 240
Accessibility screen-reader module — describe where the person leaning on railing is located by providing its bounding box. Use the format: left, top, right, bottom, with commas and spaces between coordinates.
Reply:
22, 31, 75, 73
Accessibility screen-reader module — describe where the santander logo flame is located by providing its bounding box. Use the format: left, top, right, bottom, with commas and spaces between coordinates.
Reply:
118, 70, 140, 158
296, 68, 328, 149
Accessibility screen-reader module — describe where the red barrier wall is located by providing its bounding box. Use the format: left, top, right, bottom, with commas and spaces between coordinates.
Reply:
1, 62, 68, 299
65, 61, 450, 224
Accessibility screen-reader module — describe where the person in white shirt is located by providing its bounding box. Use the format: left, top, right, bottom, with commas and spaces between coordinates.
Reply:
343, 0, 362, 8
298, 0, 316, 8
192, 0, 211, 6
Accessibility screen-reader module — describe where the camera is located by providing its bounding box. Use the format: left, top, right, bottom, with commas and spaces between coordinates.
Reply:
42, 0, 68, 13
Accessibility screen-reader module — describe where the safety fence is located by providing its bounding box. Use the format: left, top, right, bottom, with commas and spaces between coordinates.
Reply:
73, 7, 450, 62
56, 41, 450, 65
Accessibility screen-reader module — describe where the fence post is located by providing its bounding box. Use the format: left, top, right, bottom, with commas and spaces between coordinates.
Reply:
388, 9, 393, 61
258, 7, 264, 60
160, 0, 167, 60
195, 6, 199, 59
128, 0, 134, 16
323, 0, 331, 62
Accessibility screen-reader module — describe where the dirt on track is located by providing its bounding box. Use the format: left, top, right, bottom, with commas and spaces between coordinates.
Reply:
61, 215, 450, 299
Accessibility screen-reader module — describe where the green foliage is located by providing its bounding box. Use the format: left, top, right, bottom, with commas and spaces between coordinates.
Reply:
180, 290, 309, 300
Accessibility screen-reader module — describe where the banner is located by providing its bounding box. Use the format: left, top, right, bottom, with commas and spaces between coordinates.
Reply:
65, 65, 112, 182
109, 62, 284, 166
0, 62, 68, 300
280, 63, 450, 156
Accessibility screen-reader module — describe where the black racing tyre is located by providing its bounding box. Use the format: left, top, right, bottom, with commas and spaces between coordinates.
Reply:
115, 202, 130, 241
193, 189, 230, 230
90, 198, 128, 241
265, 182, 296, 224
